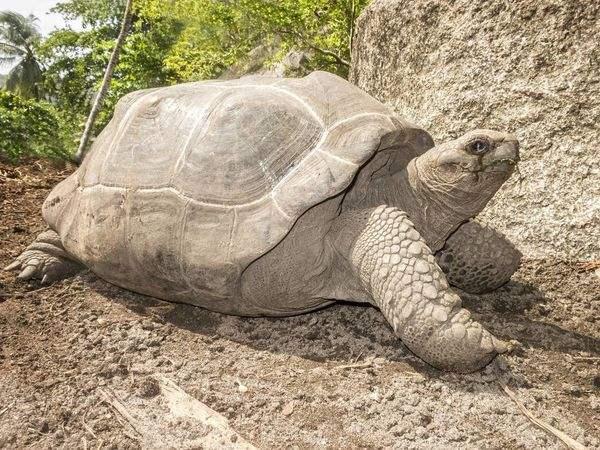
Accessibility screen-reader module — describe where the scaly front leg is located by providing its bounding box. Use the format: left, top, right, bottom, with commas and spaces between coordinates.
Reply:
330, 205, 512, 372
436, 220, 522, 294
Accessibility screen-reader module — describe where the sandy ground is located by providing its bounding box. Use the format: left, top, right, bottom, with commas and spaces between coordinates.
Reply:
0, 160, 598, 449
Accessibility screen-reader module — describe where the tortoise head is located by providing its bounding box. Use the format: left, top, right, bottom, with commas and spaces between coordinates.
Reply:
405, 129, 519, 249
414, 129, 519, 213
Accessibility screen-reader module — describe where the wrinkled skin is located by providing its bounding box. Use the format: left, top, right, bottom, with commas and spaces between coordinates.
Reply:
436, 220, 522, 294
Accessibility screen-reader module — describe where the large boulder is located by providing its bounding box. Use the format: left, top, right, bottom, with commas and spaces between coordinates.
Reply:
351, 0, 599, 260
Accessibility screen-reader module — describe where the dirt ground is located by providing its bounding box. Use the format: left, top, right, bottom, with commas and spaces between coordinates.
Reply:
0, 159, 598, 449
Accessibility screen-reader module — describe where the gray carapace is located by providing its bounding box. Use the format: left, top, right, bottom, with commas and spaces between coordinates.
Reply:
6, 71, 521, 372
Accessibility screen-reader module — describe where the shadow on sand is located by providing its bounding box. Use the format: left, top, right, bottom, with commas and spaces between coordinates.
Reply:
84, 272, 599, 377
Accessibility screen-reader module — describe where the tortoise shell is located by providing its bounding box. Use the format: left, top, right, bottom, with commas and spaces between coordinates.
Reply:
43, 71, 430, 303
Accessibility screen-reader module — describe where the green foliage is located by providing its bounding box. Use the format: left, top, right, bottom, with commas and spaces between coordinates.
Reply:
157, 0, 369, 80
98, 13, 183, 127
162, 1, 245, 80
0, 91, 71, 161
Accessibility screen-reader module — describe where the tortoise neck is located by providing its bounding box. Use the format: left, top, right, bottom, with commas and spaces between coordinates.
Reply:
341, 155, 474, 251
392, 159, 469, 252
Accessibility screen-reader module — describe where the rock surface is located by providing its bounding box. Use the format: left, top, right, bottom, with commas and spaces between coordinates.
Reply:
350, 0, 599, 259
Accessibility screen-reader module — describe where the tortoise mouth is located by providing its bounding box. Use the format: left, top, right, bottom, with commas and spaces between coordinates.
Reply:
481, 140, 520, 172
452, 157, 517, 175
458, 154, 518, 184
434, 139, 519, 176
481, 158, 518, 173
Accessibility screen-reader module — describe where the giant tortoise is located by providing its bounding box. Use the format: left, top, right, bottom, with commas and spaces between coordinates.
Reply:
6, 71, 521, 372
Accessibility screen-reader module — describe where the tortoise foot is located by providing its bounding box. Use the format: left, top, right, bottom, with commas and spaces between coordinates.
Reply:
4, 230, 82, 284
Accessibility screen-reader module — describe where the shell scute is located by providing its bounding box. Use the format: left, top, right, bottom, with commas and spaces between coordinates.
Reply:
180, 202, 238, 298
277, 71, 391, 126
98, 85, 223, 188
125, 189, 187, 297
61, 186, 129, 282
173, 86, 323, 205
319, 113, 397, 165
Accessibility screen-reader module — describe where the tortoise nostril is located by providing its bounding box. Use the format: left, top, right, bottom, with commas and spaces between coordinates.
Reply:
512, 140, 520, 159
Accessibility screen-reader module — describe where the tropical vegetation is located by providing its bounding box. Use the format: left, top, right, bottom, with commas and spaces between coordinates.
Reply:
0, 0, 370, 162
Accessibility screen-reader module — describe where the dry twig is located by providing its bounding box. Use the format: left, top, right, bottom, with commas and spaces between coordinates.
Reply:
571, 356, 600, 362
576, 261, 600, 271
334, 356, 375, 370
498, 381, 587, 450
82, 421, 97, 439
98, 388, 143, 438
0, 402, 14, 417
98, 378, 256, 449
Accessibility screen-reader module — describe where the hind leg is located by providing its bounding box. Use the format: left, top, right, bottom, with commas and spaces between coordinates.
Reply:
436, 221, 521, 294
4, 230, 83, 284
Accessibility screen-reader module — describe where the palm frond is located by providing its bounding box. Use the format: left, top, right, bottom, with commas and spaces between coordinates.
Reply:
0, 11, 43, 98
0, 53, 20, 70
4, 54, 43, 98
0, 10, 41, 49
0, 40, 24, 55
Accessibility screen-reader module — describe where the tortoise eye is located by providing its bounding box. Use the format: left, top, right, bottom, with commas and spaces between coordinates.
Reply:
467, 138, 491, 155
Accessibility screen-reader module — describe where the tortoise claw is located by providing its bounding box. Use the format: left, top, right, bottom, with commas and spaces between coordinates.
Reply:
8, 230, 83, 284
40, 267, 64, 285
17, 265, 38, 280
11, 249, 82, 284
4, 260, 21, 271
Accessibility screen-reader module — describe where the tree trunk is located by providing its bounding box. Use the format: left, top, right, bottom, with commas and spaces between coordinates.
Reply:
73, 0, 134, 164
